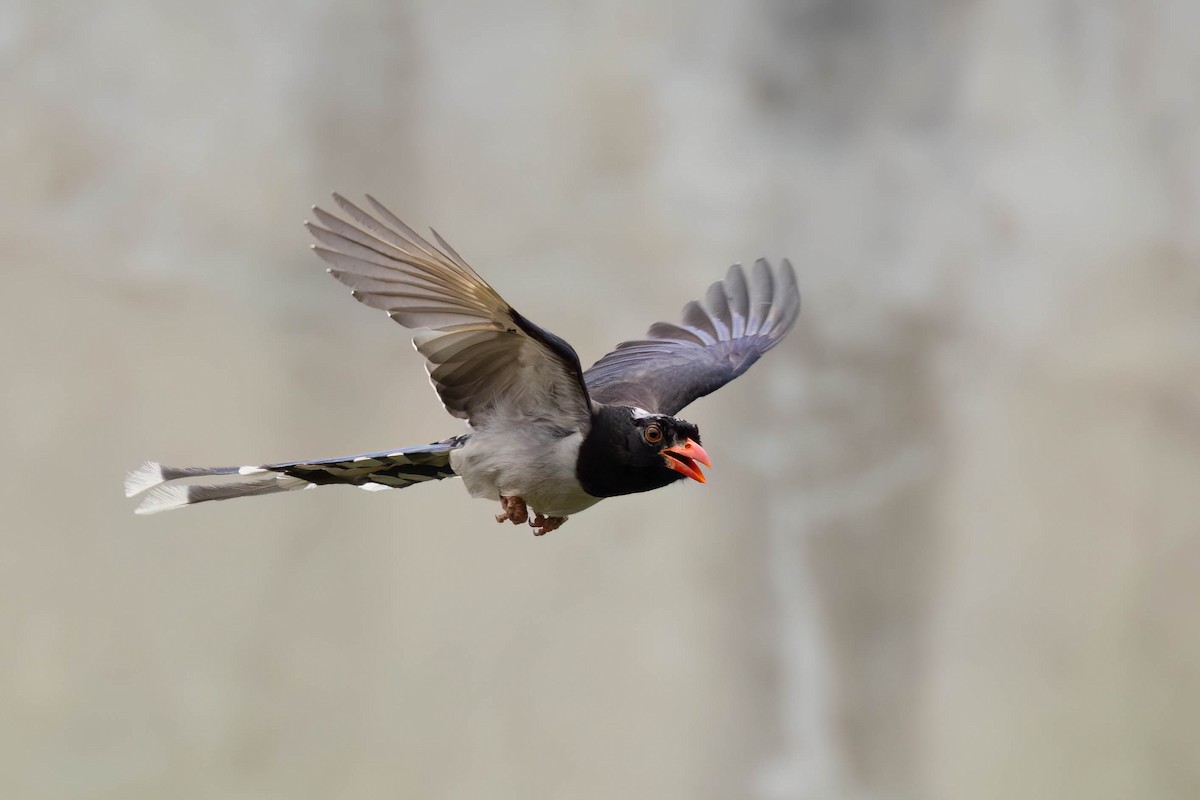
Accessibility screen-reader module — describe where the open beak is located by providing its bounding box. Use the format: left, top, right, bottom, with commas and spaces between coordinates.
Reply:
662, 438, 712, 483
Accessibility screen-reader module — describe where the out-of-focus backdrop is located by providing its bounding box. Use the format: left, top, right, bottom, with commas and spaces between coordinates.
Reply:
4, 1, 1198, 798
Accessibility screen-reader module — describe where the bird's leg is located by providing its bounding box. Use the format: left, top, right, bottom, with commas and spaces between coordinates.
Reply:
495, 495, 529, 525
529, 513, 568, 536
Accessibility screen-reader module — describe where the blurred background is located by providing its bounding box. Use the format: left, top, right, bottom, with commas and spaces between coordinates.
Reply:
3, 0, 1198, 797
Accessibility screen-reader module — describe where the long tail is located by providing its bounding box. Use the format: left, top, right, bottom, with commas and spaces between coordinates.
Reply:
124, 436, 467, 514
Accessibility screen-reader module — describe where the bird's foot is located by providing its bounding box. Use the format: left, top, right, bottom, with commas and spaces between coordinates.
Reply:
495, 495, 529, 525
529, 513, 567, 536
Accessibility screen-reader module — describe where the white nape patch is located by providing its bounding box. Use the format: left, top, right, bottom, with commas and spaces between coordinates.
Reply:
630, 407, 655, 419
360, 482, 391, 492
124, 461, 164, 497
238, 465, 267, 475
134, 484, 189, 514
353, 456, 372, 462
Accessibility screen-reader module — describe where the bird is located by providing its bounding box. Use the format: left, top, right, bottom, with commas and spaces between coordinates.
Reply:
124, 194, 800, 535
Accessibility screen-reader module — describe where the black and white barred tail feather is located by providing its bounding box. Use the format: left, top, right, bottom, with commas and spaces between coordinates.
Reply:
125, 437, 466, 514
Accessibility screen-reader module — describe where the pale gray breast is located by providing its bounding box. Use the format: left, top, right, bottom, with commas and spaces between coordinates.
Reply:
450, 408, 599, 517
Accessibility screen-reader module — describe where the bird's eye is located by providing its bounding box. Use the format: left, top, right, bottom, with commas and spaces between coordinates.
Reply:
643, 424, 663, 444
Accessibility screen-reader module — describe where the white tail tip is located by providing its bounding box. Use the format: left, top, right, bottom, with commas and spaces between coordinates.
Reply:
125, 461, 165, 498
134, 484, 190, 515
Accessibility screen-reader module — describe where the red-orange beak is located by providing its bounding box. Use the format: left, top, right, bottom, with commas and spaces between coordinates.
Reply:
662, 438, 712, 483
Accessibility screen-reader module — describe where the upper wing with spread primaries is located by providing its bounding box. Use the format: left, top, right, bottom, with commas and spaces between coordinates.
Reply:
583, 259, 800, 416
307, 194, 591, 429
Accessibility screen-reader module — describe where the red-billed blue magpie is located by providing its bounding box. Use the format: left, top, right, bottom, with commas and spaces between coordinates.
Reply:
125, 195, 800, 535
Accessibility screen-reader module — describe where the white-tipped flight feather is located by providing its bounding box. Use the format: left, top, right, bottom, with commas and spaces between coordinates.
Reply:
125, 461, 166, 498
134, 484, 190, 514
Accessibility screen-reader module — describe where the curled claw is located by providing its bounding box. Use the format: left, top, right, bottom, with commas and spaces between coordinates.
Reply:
529, 513, 567, 536
495, 495, 528, 525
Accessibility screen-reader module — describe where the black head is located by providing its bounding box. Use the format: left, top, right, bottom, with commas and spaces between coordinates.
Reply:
576, 405, 712, 499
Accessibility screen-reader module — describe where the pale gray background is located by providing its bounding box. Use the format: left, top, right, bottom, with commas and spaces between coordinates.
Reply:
3, 1, 1198, 798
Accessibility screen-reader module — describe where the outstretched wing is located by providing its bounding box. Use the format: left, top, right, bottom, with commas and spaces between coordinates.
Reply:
584, 259, 800, 415
307, 194, 591, 428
